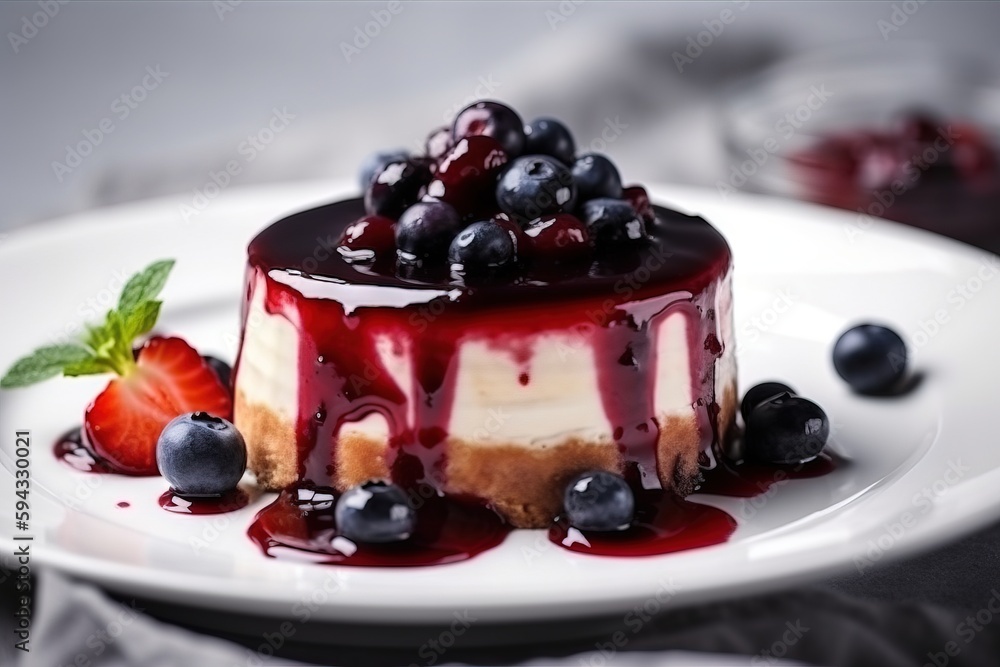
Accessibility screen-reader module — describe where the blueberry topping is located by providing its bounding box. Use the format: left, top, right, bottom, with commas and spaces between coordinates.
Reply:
746, 395, 829, 465
335, 480, 416, 544
490, 212, 525, 258
358, 149, 408, 190
448, 220, 516, 275
740, 381, 796, 423
495, 155, 576, 223
395, 201, 463, 265
580, 198, 646, 247
452, 100, 525, 157
563, 470, 635, 531
524, 117, 575, 166
202, 355, 232, 390
337, 215, 396, 264
572, 153, 622, 201
364, 158, 432, 219
833, 324, 908, 394
155, 412, 247, 496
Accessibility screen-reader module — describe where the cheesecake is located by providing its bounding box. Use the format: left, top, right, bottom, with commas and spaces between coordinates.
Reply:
233, 198, 735, 528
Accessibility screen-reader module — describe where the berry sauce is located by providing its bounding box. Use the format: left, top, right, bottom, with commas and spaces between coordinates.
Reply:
545, 457, 834, 557
789, 119, 1000, 244
54, 428, 115, 474
159, 488, 250, 515
550, 492, 736, 558
248, 486, 509, 566
695, 452, 837, 498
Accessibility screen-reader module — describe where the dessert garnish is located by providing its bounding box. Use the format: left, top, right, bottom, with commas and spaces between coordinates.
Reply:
745, 394, 829, 465
156, 412, 247, 496
1, 260, 231, 475
349, 99, 654, 283
833, 323, 908, 394
562, 470, 636, 532
740, 381, 796, 423
334, 480, 417, 544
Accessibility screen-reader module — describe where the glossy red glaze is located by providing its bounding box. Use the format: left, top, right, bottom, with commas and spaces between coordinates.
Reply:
158, 488, 250, 514
248, 486, 509, 566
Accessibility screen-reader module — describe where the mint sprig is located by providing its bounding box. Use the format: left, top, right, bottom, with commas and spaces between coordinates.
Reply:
1, 259, 175, 389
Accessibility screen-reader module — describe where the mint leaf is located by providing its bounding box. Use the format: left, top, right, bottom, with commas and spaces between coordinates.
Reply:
118, 259, 175, 315
122, 300, 161, 341
64, 357, 114, 377
1, 345, 94, 388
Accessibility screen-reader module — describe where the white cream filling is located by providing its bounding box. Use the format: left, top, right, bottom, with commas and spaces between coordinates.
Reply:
235, 271, 736, 449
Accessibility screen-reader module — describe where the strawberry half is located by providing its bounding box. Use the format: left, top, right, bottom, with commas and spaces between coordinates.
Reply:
0, 260, 238, 476
84, 337, 231, 475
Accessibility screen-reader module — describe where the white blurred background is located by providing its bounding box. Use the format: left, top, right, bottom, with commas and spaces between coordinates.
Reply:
3, 1, 1000, 232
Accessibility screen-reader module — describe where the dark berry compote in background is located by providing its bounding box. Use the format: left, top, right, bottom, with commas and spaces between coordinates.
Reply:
790, 112, 1000, 245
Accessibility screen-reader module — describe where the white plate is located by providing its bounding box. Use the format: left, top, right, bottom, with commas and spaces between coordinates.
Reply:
2, 181, 999, 624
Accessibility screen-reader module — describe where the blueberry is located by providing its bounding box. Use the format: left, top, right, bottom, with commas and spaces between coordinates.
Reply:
580, 198, 646, 247
572, 153, 622, 202
563, 470, 635, 531
495, 155, 576, 223
155, 412, 247, 496
448, 220, 516, 276
364, 158, 432, 219
833, 324, 908, 394
202, 355, 232, 390
335, 480, 416, 544
395, 201, 463, 265
746, 395, 829, 465
358, 149, 409, 190
452, 100, 526, 157
524, 118, 575, 166
740, 381, 796, 423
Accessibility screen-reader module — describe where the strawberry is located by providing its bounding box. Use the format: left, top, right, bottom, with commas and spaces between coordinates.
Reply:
1, 259, 232, 476
85, 337, 231, 475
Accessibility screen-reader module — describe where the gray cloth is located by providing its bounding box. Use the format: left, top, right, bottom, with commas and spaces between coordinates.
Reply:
2, 569, 815, 667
